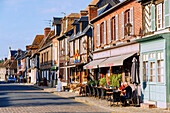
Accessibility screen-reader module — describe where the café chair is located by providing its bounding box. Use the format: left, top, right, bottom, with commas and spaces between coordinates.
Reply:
110, 91, 121, 107
92, 86, 97, 98
96, 87, 101, 99
85, 85, 89, 96
87, 85, 93, 97
101, 88, 106, 100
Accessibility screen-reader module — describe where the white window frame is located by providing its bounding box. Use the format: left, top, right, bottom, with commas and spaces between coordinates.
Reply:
55, 44, 57, 61
157, 3, 163, 30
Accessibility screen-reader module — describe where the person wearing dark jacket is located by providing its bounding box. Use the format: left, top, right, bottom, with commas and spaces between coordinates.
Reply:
120, 82, 132, 106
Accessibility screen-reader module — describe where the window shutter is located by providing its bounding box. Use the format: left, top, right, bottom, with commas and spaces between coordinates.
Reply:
121, 12, 125, 39
108, 19, 111, 43
151, 4, 156, 32
164, 0, 170, 27
103, 21, 107, 45
130, 7, 134, 35
96, 24, 101, 46
116, 15, 119, 41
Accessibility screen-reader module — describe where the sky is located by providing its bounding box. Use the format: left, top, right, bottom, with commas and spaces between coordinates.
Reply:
0, 0, 124, 59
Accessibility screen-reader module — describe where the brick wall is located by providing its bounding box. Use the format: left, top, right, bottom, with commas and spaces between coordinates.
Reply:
93, 0, 142, 50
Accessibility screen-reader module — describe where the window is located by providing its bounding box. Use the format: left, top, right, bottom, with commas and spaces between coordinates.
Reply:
157, 52, 164, 83
150, 61, 156, 82
70, 41, 74, 56
142, 51, 164, 83
149, 53, 155, 59
125, 10, 130, 36
96, 24, 101, 47
157, 3, 163, 30
55, 45, 57, 61
143, 54, 148, 82
41, 54, 43, 63
113, 17, 116, 41
100, 22, 104, 45
47, 52, 48, 62
61, 40, 64, 55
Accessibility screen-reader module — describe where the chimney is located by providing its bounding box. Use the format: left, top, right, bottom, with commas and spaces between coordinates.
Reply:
26, 45, 30, 51
44, 27, 51, 38
88, 5, 98, 21
80, 10, 88, 17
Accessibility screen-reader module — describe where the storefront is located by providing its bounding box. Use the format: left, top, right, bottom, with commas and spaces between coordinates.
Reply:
70, 50, 88, 84
137, 33, 170, 108
84, 42, 140, 85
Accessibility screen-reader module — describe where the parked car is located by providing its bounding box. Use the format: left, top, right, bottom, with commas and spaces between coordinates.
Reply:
8, 77, 15, 83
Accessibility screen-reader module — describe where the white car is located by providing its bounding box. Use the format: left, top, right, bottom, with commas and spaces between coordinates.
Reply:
8, 77, 15, 83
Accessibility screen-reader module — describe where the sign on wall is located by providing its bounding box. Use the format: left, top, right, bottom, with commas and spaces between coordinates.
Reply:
73, 49, 80, 64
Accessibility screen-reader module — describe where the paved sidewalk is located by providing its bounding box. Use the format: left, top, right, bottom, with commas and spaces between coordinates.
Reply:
30, 84, 170, 113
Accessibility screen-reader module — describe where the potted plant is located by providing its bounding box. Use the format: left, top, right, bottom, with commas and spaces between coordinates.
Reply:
109, 74, 122, 89
99, 77, 107, 87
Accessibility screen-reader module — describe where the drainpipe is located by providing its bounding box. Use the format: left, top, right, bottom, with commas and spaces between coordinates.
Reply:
58, 39, 60, 80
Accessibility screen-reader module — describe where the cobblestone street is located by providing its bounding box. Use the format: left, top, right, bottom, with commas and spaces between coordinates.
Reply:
0, 83, 170, 113
0, 84, 112, 113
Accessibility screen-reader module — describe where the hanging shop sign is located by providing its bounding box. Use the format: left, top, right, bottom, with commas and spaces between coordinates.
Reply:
73, 49, 80, 64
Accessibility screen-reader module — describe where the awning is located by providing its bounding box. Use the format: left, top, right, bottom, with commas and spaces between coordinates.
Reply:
99, 53, 136, 68
83, 59, 106, 69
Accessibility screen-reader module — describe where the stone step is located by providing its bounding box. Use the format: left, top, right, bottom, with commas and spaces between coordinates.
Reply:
141, 103, 156, 108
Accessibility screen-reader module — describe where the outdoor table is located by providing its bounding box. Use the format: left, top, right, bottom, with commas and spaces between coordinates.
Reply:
104, 88, 114, 101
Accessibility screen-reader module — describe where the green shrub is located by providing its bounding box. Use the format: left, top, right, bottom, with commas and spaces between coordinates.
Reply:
99, 77, 107, 87
109, 74, 122, 88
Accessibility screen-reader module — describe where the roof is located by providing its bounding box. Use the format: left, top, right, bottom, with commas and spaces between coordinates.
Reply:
10, 50, 17, 57
65, 13, 80, 19
9, 60, 17, 69
57, 29, 74, 40
97, 3, 112, 15
85, 0, 100, 11
72, 19, 79, 25
52, 17, 62, 25
68, 26, 92, 41
78, 16, 88, 22
38, 30, 54, 52
31, 35, 44, 49
90, 0, 130, 23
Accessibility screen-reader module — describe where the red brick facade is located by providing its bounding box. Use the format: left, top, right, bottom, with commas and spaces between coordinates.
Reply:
92, 0, 142, 50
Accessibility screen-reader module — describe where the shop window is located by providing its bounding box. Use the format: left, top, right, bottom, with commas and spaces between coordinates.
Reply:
149, 53, 155, 59
157, 51, 164, 83
143, 61, 148, 82
150, 62, 156, 82
143, 54, 149, 82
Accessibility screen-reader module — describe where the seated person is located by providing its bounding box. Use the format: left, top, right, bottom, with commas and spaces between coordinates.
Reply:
118, 83, 125, 95
119, 83, 124, 90
120, 82, 132, 106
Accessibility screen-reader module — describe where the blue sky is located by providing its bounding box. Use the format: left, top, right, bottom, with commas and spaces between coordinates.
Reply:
0, 0, 124, 59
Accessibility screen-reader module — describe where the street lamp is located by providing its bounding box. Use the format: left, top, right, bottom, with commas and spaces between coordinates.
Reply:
125, 22, 132, 36
125, 22, 142, 38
